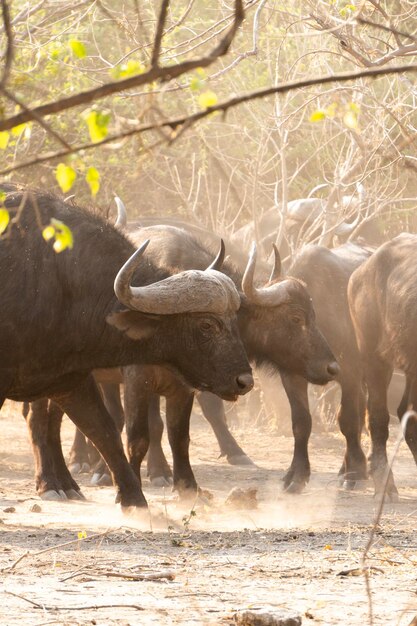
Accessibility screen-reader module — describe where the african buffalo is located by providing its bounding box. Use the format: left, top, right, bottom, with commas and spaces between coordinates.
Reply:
281, 242, 373, 492
348, 233, 417, 499
112, 226, 339, 496
24, 226, 340, 499
0, 185, 253, 507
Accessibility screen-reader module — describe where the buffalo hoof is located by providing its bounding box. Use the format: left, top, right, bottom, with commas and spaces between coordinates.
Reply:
41, 489, 68, 501
115, 491, 148, 510
69, 462, 91, 475
65, 489, 86, 501
69, 462, 81, 475
91, 472, 113, 486
342, 480, 356, 491
284, 481, 306, 495
227, 454, 256, 466
150, 476, 172, 488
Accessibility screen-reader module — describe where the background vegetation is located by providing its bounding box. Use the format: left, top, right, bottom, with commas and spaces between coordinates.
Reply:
0, 0, 416, 250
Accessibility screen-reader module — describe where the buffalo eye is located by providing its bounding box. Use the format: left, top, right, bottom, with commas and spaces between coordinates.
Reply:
198, 318, 220, 335
291, 315, 303, 325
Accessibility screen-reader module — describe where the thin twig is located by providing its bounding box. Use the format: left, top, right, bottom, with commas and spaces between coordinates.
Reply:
4, 591, 144, 611
361, 411, 417, 626
1, 527, 118, 572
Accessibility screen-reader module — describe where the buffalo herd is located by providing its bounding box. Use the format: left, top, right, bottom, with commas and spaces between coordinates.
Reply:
1, 184, 416, 511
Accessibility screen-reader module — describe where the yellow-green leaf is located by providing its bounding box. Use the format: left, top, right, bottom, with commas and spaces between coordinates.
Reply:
11, 123, 27, 137
51, 218, 73, 253
0, 131, 9, 149
42, 225, 55, 241
0, 208, 9, 234
56, 163, 77, 193
190, 76, 204, 92
325, 102, 338, 118
348, 102, 360, 114
85, 110, 110, 143
309, 110, 326, 122
343, 110, 358, 129
111, 59, 145, 79
86, 166, 100, 198
69, 39, 87, 59
198, 90, 218, 109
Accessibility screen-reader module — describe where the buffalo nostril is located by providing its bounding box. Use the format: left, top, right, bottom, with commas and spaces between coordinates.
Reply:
236, 373, 254, 392
327, 361, 340, 377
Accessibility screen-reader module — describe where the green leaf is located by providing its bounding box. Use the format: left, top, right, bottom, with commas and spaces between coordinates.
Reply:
85, 110, 110, 143
189, 75, 204, 92
0, 190, 6, 204
69, 39, 87, 59
111, 59, 145, 79
0, 208, 9, 234
42, 219, 73, 252
348, 102, 360, 114
309, 110, 326, 122
42, 225, 55, 241
198, 90, 218, 109
0, 131, 9, 149
86, 166, 100, 198
11, 123, 27, 137
55, 163, 77, 193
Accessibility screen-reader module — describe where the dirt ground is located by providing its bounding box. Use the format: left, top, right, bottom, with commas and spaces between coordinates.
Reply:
1, 397, 417, 626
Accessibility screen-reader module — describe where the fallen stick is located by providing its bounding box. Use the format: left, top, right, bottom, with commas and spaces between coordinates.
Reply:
5, 590, 144, 612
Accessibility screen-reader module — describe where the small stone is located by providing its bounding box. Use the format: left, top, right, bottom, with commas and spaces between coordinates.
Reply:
3, 507, 15, 513
225, 487, 258, 510
234, 608, 302, 626
30, 504, 42, 513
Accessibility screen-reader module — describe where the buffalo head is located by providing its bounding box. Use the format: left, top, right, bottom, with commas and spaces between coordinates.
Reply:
107, 240, 254, 401
239, 243, 339, 385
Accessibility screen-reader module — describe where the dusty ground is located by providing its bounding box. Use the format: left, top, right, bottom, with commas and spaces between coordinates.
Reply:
1, 398, 417, 626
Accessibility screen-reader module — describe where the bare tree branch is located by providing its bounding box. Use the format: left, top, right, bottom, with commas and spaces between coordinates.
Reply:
0, 0, 244, 133
1, 60, 416, 177
151, 0, 170, 68
0, 0, 13, 89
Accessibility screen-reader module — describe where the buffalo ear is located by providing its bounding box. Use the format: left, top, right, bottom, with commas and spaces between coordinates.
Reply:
106, 310, 162, 340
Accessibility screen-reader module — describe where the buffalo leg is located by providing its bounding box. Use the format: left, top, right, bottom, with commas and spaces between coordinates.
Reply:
397, 375, 411, 420
166, 389, 197, 495
124, 381, 152, 491
365, 358, 396, 499
147, 395, 173, 485
337, 376, 368, 488
280, 373, 311, 493
196, 391, 254, 465
46, 401, 85, 500
26, 399, 67, 500
52, 375, 146, 509
397, 375, 417, 465
89, 382, 125, 486
68, 428, 93, 475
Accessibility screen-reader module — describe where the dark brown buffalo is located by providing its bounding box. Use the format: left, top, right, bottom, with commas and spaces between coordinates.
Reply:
1, 186, 253, 507
25, 226, 339, 499
348, 233, 417, 499
113, 227, 339, 496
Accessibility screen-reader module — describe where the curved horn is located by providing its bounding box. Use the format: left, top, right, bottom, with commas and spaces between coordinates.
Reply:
242, 242, 290, 307
335, 213, 361, 236
207, 239, 225, 271
115, 240, 240, 315
114, 239, 151, 308
114, 196, 127, 230
269, 243, 282, 282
